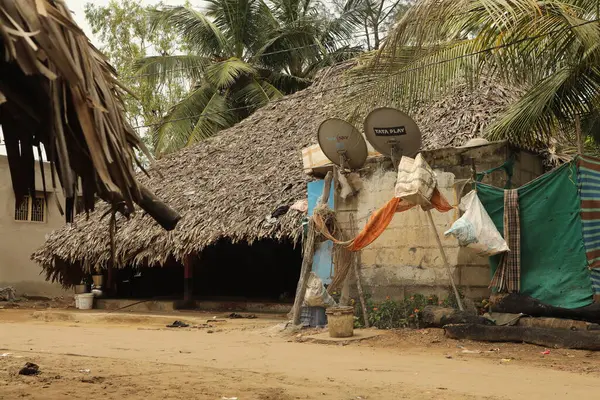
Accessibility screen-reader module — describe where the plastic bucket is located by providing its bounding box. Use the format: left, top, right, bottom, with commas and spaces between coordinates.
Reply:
74, 295, 80, 309
78, 293, 94, 310
325, 306, 354, 338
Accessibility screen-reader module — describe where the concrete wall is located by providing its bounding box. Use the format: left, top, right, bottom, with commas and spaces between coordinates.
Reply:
0, 155, 67, 297
336, 142, 544, 302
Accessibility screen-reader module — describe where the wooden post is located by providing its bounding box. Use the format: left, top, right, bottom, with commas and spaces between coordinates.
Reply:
350, 213, 369, 328
426, 210, 464, 311
470, 158, 477, 190
291, 171, 333, 326
575, 115, 583, 155
107, 210, 116, 293
183, 254, 194, 303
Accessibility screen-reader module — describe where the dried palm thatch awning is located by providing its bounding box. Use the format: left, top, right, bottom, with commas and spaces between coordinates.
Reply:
0, 0, 180, 230
33, 61, 539, 287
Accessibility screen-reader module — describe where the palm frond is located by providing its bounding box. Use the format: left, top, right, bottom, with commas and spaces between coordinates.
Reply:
149, 6, 229, 56
488, 65, 600, 148
152, 83, 236, 154
235, 77, 285, 110
346, 0, 600, 149
205, 57, 258, 89
133, 55, 211, 86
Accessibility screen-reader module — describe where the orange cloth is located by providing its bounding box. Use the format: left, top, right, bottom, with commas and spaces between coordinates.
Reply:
312, 188, 454, 251
347, 188, 453, 251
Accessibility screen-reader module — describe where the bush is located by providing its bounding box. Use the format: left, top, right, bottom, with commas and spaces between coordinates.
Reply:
353, 293, 442, 329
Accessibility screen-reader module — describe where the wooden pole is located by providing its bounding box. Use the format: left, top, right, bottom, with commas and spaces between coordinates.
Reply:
425, 209, 464, 311
107, 210, 116, 293
183, 254, 194, 303
575, 114, 583, 155
291, 171, 333, 325
350, 213, 369, 328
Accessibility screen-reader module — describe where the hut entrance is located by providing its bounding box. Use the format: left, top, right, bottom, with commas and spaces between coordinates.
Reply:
194, 238, 301, 302
112, 238, 301, 302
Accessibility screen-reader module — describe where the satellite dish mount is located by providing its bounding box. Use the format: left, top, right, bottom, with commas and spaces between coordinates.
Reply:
317, 118, 368, 173
363, 108, 422, 169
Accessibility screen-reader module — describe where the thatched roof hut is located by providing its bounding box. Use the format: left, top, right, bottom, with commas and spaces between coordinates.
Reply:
0, 0, 179, 229
33, 61, 527, 287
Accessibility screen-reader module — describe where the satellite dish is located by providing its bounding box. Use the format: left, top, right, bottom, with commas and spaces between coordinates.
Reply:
317, 118, 368, 170
363, 108, 422, 160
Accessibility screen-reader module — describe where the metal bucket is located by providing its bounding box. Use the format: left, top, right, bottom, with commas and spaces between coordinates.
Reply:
74, 284, 88, 294
92, 275, 104, 287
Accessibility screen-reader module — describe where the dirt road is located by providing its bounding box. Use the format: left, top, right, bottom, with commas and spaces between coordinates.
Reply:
1, 310, 599, 399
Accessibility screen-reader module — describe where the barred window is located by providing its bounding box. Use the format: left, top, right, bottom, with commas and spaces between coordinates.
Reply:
14, 194, 46, 222
14, 196, 30, 221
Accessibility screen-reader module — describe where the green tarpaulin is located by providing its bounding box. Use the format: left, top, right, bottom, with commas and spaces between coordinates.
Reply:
477, 162, 593, 309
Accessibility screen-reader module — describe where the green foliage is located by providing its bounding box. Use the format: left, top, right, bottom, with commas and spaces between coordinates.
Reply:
84, 0, 189, 158
140, 0, 364, 155
353, 293, 437, 329
346, 0, 600, 153
351, 290, 475, 329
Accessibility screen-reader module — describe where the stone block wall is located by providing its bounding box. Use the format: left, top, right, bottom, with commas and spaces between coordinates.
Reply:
335, 142, 543, 302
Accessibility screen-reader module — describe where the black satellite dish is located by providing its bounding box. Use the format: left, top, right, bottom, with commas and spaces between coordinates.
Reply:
363, 108, 422, 162
317, 118, 368, 170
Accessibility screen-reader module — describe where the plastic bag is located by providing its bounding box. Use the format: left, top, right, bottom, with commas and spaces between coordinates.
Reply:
394, 153, 436, 207
303, 272, 337, 308
444, 190, 509, 256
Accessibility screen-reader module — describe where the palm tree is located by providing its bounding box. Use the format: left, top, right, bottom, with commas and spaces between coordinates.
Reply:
347, 0, 600, 153
136, 0, 362, 156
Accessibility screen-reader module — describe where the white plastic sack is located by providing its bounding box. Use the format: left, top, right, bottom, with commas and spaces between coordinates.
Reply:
303, 272, 337, 308
444, 190, 509, 256
394, 154, 436, 207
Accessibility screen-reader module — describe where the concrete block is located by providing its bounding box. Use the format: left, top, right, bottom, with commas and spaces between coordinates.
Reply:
461, 286, 491, 299
359, 248, 378, 267
457, 265, 491, 287
456, 247, 489, 266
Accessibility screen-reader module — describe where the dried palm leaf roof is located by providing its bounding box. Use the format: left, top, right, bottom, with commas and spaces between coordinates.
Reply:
33, 61, 535, 286
0, 0, 179, 229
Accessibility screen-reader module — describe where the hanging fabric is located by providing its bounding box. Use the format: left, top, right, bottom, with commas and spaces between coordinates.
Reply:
313, 188, 453, 252
489, 189, 521, 293
577, 155, 600, 297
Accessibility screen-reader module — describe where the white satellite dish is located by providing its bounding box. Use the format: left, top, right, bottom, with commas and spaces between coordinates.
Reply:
317, 118, 368, 170
363, 108, 422, 163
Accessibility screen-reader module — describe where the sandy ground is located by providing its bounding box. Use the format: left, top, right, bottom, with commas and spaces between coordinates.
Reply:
1, 309, 600, 400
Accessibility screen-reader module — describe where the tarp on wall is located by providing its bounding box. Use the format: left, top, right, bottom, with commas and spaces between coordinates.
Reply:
477, 162, 594, 309
308, 180, 335, 284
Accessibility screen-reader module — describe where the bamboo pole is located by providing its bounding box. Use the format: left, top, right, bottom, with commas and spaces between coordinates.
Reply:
426, 210, 464, 311
350, 213, 369, 328
292, 171, 333, 325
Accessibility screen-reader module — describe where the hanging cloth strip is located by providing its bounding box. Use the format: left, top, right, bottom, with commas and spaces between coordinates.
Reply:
490, 189, 521, 293
476, 157, 515, 189
313, 188, 453, 252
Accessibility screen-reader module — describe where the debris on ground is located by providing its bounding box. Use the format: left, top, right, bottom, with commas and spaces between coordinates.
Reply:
19, 362, 40, 376
0, 286, 16, 301
228, 312, 257, 319
541, 349, 551, 355
78, 369, 91, 373
166, 320, 189, 328
191, 324, 213, 329
81, 376, 105, 384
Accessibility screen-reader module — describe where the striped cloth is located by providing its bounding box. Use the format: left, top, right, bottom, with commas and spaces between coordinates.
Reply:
490, 189, 521, 293
577, 156, 600, 295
